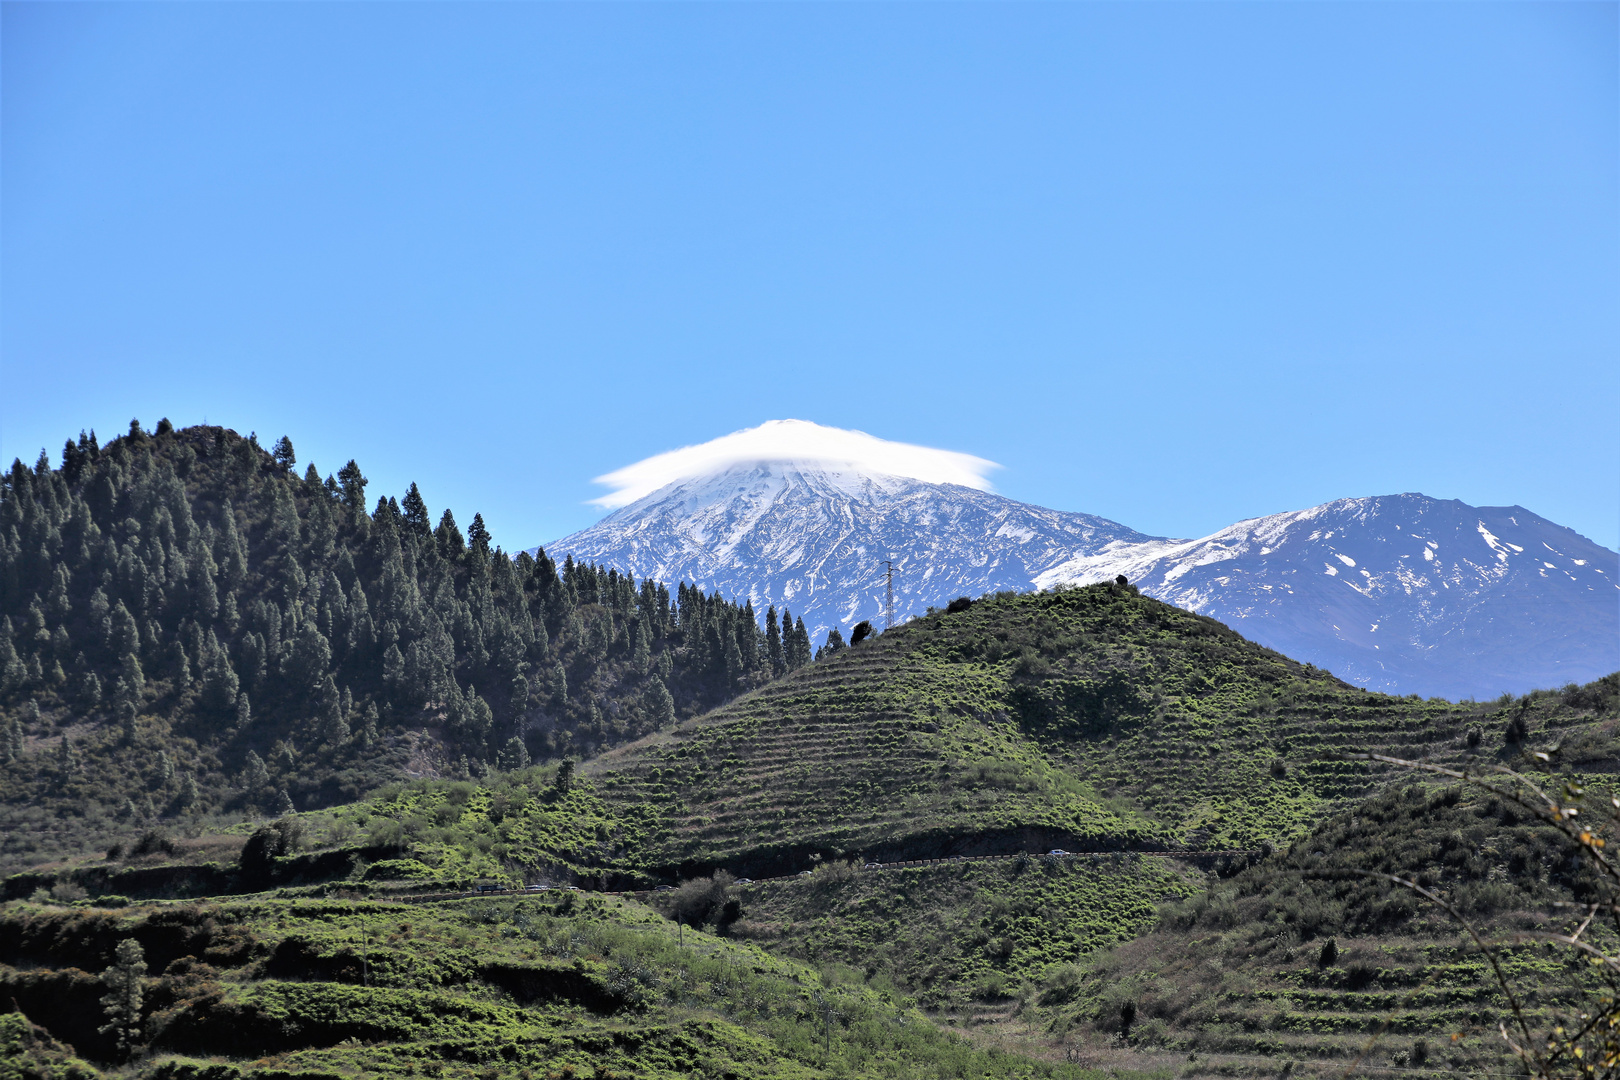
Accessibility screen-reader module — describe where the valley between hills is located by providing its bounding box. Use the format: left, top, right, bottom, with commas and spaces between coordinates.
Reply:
2, 422, 1618, 1080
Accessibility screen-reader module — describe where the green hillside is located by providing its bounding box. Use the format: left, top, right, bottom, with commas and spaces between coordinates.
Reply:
15, 585, 1603, 907
729, 854, 1202, 1010
0, 421, 810, 874
712, 680, 1620, 1077
584, 585, 1592, 876
1032, 764, 1619, 1075
0, 890, 1144, 1080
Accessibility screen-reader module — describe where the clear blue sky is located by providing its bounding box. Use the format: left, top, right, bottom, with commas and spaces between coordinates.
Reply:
4, 3, 1615, 550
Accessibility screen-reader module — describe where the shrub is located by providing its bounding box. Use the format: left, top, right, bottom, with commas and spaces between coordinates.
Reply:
49, 880, 87, 902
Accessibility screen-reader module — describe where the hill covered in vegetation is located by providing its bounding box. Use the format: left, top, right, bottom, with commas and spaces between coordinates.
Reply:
582, 584, 1608, 877
0, 888, 1138, 1080
0, 421, 815, 873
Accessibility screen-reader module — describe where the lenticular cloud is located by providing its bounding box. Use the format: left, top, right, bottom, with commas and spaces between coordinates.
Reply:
589, 419, 1000, 508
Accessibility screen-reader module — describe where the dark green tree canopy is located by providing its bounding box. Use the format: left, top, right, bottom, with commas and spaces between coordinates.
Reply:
0, 422, 814, 869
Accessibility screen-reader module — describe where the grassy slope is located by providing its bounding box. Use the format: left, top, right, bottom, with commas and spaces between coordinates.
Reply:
0, 893, 1153, 1080
730, 855, 1202, 1009
1034, 757, 1620, 1067
586, 585, 1590, 873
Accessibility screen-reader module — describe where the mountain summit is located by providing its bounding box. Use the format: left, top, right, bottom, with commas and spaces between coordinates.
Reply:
585, 418, 1001, 508
547, 422, 1618, 699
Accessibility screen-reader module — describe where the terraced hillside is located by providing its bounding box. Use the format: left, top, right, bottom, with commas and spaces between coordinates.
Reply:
730, 853, 1203, 1011
587, 584, 1582, 875
1036, 768, 1620, 1076
716, 677, 1620, 1077
0, 891, 1130, 1080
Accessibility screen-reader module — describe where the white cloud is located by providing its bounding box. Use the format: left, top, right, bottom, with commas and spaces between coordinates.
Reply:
589, 419, 1001, 508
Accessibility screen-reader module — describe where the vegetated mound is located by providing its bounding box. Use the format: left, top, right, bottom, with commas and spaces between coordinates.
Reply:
1041, 765, 1619, 1075
586, 584, 1610, 876
0, 891, 1124, 1080
0, 420, 807, 874
15, 597, 1611, 912
728, 853, 1202, 1011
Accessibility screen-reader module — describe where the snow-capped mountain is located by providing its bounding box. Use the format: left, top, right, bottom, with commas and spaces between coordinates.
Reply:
1034, 495, 1618, 699
547, 459, 1159, 637
543, 421, 1618, 700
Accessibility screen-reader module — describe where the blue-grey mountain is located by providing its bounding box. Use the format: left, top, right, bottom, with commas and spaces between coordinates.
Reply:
545, 463, 1617, 699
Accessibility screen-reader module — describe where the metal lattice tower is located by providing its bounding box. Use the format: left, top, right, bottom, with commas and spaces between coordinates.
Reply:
884, 560, 895, 631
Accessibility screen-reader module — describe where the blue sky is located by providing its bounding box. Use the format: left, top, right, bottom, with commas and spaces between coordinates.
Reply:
4, 3, 1615, 550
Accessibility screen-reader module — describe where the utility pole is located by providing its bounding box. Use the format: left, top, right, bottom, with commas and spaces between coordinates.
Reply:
884, 560, 895, 631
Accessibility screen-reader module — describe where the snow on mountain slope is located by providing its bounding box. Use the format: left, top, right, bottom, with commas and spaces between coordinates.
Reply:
542, 422, 1619, 700
547, 458, 1159, 640
1035, 494, 1619, 699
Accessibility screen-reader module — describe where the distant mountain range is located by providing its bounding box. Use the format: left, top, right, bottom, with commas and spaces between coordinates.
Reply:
1033, 494, 1617, 699
544, 423, 1617, 699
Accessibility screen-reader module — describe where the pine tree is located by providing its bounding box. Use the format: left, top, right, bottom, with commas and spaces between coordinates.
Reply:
468, 513, 491, 559
818, 627, 846, 660
317, 675, 348, 744
99, 938, 146, 1061
459, 685, 493, 755
551, 661, 568, 706
382, 643, 407, 694
401, 483, 431, 537
218, 500, 248, 590
117, 652, 145, 706
79, 665, 102, 710
199, 647, 238, 715
788, 616, 811, 671
56, 734, 77, 774
109, 601, 140, 660
765, 607, 785, 675
0, 630, 21, 693
271, 436, 296, 472
632, 618, 651, 672
436, 510, 465, 557
118, 700, 137, 745
644, 677, 676, 728
242, 750, 271, 793
722, 630, 744, 685
359, 702, 379, 746
510, 671, 530, 715
497, 735, 530, 772
336, 459, 367, 509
